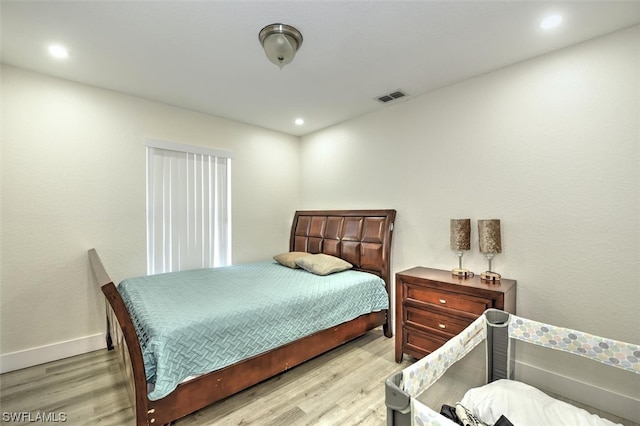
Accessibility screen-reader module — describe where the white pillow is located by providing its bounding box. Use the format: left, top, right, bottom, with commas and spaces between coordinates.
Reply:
460, 379, 620, 426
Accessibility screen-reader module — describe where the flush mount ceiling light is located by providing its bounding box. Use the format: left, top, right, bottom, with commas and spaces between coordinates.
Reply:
48, 44, 69, 59
259, 23, 303, 69
540, 14, 563, 30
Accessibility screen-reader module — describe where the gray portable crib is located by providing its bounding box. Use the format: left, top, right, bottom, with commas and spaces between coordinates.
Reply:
385, 309, 640, 426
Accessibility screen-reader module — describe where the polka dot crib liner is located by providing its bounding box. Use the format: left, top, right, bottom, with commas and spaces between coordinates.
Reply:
386, 309, 639, 426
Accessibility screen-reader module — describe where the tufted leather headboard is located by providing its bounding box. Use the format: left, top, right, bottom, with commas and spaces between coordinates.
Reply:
289, 210, 396, 293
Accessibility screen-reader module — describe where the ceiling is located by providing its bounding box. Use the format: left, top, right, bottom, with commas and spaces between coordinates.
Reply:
2, 1, 639, 136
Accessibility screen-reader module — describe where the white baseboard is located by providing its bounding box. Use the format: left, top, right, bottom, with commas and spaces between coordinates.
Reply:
0, 333, 106, 374
515, 360, 640, 424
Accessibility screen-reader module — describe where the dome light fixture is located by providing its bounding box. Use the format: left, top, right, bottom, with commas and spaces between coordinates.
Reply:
259, 23, 303, 69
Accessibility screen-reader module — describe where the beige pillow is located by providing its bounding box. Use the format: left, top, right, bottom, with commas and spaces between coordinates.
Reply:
273, 252, 311, 268
294, 254, 352, 276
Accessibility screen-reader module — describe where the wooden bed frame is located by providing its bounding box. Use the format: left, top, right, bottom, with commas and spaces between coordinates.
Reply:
89, 209, 396, 425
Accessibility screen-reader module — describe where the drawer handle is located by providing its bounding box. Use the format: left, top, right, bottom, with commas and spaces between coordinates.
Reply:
438, 323, 446, 329
439, 299, 447, 304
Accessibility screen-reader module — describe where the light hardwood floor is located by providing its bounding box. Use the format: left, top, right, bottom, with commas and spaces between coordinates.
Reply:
0, 328, 412, 425
2, 329, 637, 426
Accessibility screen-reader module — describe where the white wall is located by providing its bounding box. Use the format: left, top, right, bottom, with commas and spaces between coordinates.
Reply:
0, 66, 300, 368
300, 26, 639, 402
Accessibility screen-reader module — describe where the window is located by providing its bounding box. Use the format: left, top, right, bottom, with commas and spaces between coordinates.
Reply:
146, 139, 231, 274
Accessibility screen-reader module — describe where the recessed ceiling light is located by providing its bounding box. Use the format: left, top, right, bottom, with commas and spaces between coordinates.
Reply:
294, 118, 304, 125
48, 44, 69, 59
540, 14, 563, 30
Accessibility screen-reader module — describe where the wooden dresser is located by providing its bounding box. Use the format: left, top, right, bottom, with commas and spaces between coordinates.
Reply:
395, 267, 516, 362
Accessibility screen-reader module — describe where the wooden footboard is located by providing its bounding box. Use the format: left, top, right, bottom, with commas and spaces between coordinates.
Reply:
88, 208, 396, 425
89, 249, 149, 425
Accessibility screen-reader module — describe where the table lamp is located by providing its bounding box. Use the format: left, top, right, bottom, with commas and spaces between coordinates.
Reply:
478, 219, 502, 282
450, 219, 472, 277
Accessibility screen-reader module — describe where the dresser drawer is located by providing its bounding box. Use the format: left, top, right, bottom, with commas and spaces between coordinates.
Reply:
404, 327, 448, 357
405, 306, 472, 336
405, 284, 493, 315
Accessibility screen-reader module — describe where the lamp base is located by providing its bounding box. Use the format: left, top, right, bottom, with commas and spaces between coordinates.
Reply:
451, 268, 472, 278
480, 271, 501, 282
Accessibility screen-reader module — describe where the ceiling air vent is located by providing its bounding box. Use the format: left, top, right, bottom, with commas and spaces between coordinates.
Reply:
376, 90, 407, 103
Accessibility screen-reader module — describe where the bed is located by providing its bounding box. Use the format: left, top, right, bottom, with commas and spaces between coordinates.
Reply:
89, 209, 395, 426
385, 309, 640, 426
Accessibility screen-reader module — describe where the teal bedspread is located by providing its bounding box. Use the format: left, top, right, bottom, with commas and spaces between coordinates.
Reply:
117, 261, 389, 400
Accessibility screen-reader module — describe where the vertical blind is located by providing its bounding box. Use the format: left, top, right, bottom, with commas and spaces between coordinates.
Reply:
146, 140, 231, 274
